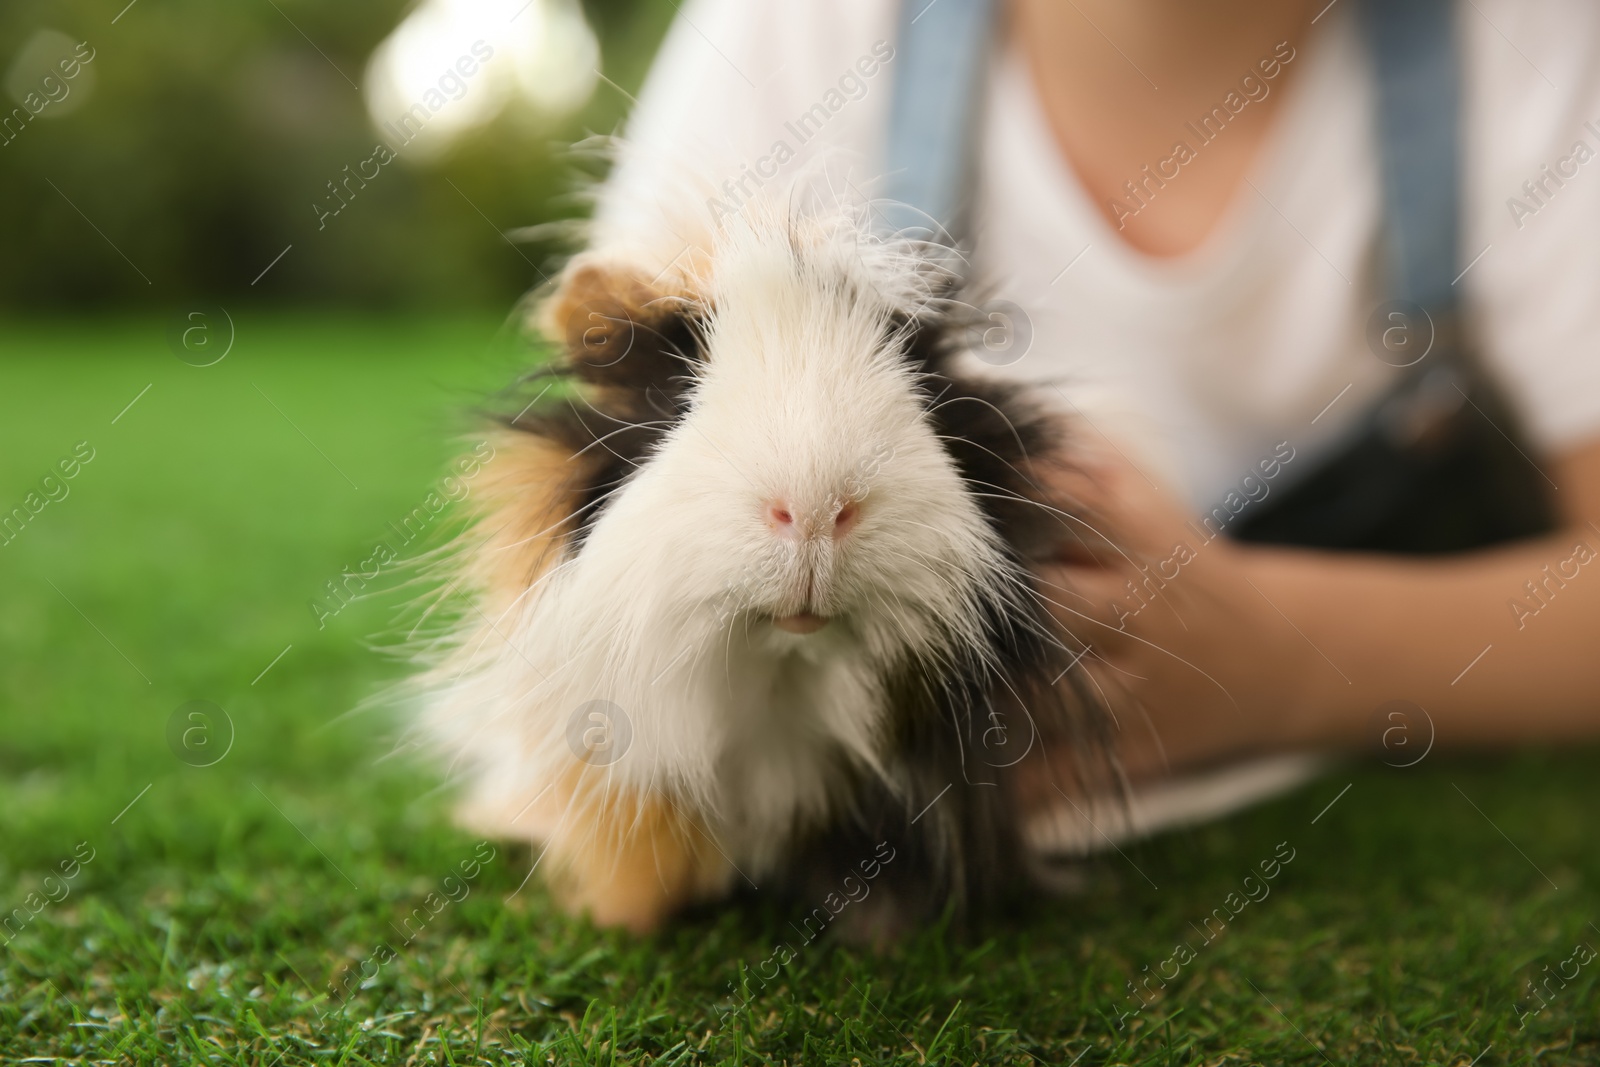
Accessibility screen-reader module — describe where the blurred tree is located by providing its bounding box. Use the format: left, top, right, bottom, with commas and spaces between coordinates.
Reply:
0, 0, 676, 310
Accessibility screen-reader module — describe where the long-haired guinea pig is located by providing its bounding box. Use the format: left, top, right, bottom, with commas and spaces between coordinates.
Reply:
413, 194, 1114, 938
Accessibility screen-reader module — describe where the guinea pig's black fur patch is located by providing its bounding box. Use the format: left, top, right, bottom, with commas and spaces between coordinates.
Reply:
497, 298, 706, 554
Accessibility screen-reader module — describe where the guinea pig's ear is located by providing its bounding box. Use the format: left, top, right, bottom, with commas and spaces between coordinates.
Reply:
539, 255, 704, 392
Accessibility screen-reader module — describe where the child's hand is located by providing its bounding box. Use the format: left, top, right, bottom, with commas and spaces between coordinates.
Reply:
1031, 444, 1324, 780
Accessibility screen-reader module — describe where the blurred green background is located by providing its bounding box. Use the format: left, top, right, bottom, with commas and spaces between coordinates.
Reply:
0, 0, 674, 311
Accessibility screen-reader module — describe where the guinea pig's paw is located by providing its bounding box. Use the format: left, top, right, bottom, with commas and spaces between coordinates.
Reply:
547, 787, 734, 935
558, 866, 694, 936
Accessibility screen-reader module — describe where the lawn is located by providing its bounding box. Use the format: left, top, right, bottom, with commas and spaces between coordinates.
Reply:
1, 316, 1597, 1065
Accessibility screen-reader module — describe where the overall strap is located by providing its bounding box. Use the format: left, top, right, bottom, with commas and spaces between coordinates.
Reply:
881, 0, 1463, 308
1359, 0, 1462, 314
1236, 0, 1556, 552
877, 0, 997, 251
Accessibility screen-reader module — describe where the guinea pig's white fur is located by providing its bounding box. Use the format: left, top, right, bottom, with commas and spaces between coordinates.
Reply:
417, 199, 1030, 922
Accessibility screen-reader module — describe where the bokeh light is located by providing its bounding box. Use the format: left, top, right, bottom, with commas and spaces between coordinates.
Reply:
364, 0, 599, 161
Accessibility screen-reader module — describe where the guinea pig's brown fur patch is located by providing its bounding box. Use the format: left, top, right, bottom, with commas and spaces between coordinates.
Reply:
460, 429, 585, 620
482, 761, 728, 933
495, 258, 709, 556
539, 256, 708, 392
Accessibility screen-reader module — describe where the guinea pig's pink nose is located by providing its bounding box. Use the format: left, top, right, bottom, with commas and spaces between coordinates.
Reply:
764, 500, 860, 540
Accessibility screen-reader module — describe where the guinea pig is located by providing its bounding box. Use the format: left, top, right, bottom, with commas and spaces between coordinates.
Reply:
413, 193, 1114, 938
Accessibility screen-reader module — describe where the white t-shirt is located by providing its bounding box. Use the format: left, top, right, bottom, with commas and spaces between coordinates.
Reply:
595, 0, 1600, 512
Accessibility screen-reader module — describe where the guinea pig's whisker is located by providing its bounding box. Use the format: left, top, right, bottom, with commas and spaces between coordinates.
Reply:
962, 487, 1147, 571
875, 550, 977, 615
564, 422, 659, 469
569, 388, 682, 433
625, 311, 700, 349
929, 434, 1039, 484
1047, 599, 1241, 715
957, 486, 1105, 547
918, 378, 959, 411
489, 518, 575, 563
400, 571, 468, 644
925, 392, 1032, 460
1028, 568, 1099, 609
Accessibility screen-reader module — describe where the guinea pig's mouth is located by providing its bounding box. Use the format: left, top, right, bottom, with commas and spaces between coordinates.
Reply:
771, 611, 830, 634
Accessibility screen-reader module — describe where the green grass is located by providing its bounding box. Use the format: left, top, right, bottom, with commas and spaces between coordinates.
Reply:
1, 316, 1597, 1065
